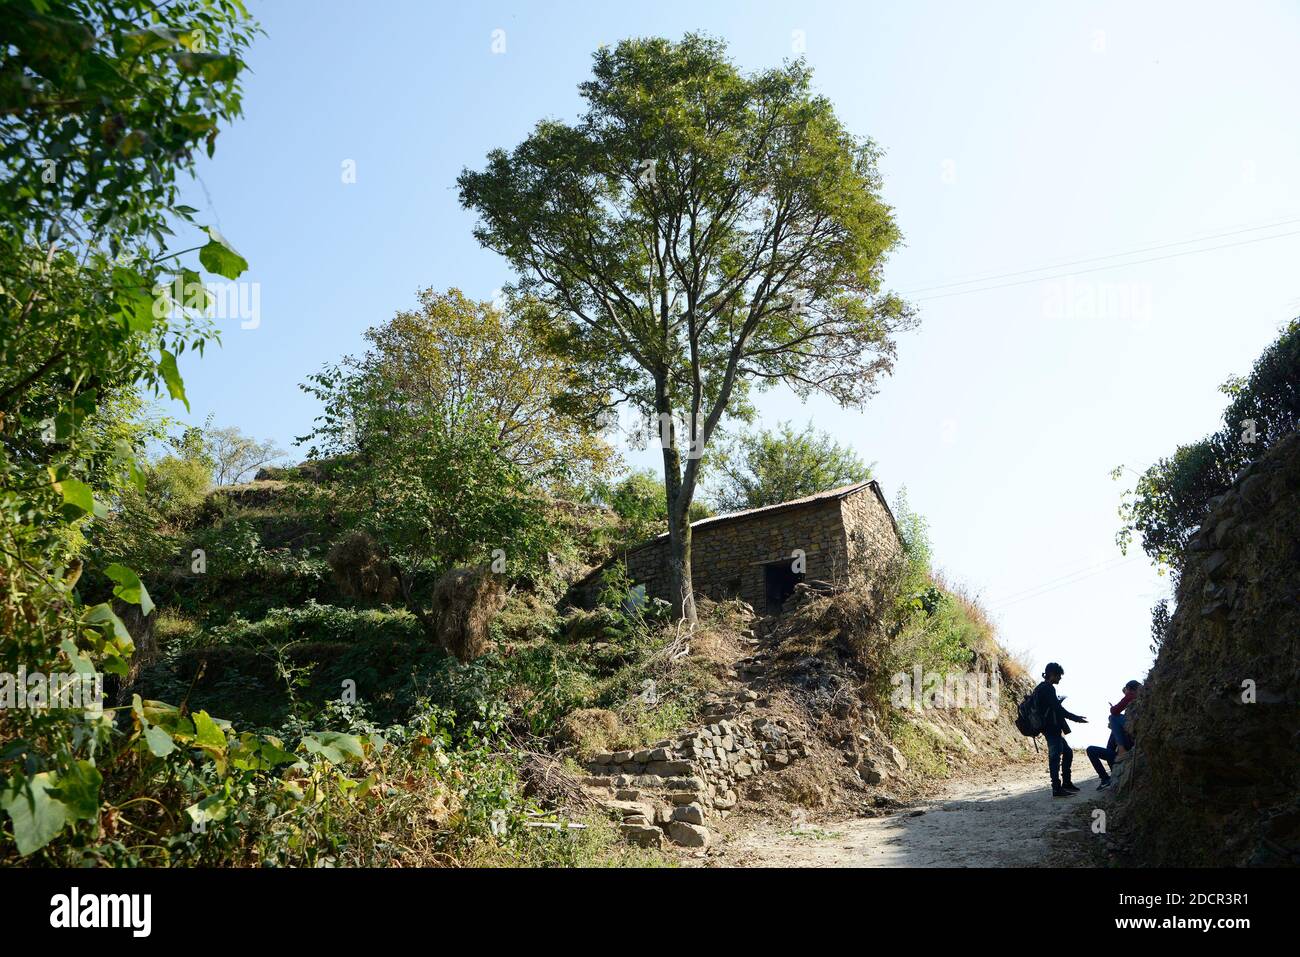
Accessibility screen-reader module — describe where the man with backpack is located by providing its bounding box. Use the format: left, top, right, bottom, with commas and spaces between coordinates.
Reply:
1028, 662, 1088, 797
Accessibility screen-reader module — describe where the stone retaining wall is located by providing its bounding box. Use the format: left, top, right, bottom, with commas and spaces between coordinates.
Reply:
582, 713, 807, 848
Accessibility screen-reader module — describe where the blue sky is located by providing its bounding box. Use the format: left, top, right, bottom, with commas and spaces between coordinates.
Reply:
172, 1, 1300, 747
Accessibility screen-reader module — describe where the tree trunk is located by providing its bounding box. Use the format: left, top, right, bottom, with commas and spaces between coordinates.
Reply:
396, 563, 440, 645
110, 598, 158, 708
666, 501, 697, 625
658, 398, 698, 625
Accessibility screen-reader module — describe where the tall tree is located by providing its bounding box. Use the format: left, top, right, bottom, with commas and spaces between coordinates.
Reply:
707, 420, 872, 513
459, 34, 914, 621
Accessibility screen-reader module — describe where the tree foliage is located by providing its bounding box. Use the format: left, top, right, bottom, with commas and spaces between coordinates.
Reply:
300, 351, 557, 644
202, 420, 284, 486
0, 0, 258, 859
595, 468, 713, 545
1115, 318, 1299, 568
707, 420, 871, 512
459, 34, 914, 620
300, 287, 612, 490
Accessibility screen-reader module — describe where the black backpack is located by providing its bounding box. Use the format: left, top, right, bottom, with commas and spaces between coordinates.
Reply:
1015, 689, 1043, 738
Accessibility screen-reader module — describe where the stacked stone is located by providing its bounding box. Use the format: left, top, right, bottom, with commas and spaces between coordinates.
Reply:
583, 716, 806, 850
839, 731, 910, 785
838, 490, 905, 573
697, 687, 760, 721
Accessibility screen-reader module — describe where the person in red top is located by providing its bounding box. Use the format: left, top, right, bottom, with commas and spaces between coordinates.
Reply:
1086, 680, 1142, 789
1109, 680, 1141, 757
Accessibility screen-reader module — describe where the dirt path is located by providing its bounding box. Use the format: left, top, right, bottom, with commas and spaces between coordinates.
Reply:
717, 759, 1087, 867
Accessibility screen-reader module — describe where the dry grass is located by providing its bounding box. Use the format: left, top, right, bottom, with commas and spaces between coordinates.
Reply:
998, 649, 1032, 687
555, 707, 623, 754
429, 565, 506, 662
153, 607, 202, 648
327, 530, 400, 602
516, 750, 599, 810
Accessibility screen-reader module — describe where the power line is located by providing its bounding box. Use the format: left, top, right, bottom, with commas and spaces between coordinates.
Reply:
989, 556, 1145, 611
989, 556, 1135, 606
990, 555, 1134, 605
990, 557, 1144, 612
912, 227, 1300, 303
903, 213, 1300, 296
1001, 547, 1136, 584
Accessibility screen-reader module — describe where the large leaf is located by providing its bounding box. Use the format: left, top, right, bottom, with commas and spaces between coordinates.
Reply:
185, 792, 230, 828
301, 731, 365, 765
58, 638, 96, 676
114, 273, 156, 333
230, 733, 299, 771
103, 563, 154, 616
83, 603, 133, 647
157, 350, 189, 410
143, 724, 177, 758
199, 227, 248, 279
191, 710, 229, 774
135, 698, 196, 740
49, 761, 102, 822
0, 773, 67, 856
57, 477, 94, 516
192, 710, 227, 751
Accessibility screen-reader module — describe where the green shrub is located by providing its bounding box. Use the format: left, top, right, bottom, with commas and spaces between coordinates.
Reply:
145, 455, 211, 523
1117, 318, 1299, 567
209, 602, 422, 647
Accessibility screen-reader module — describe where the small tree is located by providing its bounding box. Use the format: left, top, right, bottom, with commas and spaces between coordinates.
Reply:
300, 351, 555, 642
1114, 318, 1300, 569
301, 287, 612, 491
203, 423, 284, 486
459, 35, 914, 621
707, 420, 871, 512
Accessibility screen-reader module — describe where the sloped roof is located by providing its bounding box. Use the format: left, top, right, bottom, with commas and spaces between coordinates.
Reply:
690, 480, 876, 527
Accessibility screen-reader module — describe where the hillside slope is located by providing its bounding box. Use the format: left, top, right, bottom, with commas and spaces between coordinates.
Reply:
1119, 430, 1300, 866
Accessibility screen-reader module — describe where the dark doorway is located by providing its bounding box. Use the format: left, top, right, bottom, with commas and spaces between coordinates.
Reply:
763, 561, 804, 615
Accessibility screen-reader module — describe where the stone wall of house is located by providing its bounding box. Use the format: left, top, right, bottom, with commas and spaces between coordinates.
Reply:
839, 486, 904, 576
574, 484, 901, 611
622, 497, 849, 611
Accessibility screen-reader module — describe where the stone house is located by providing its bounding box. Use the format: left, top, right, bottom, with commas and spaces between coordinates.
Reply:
575, 480, 904, 614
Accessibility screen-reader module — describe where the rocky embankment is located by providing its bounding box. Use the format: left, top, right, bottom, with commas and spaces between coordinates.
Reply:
1119, 430, 1300, 866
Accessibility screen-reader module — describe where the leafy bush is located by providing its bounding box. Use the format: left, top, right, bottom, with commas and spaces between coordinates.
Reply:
209, 602, 422, 648
593, 469, 714, 545
706, 420, 872, 512
145, 454, 211, 523
849, 492, 1001, 708
1, 0, 261, 864
1116, 318, 1299, 567
0, 689, 576, 867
